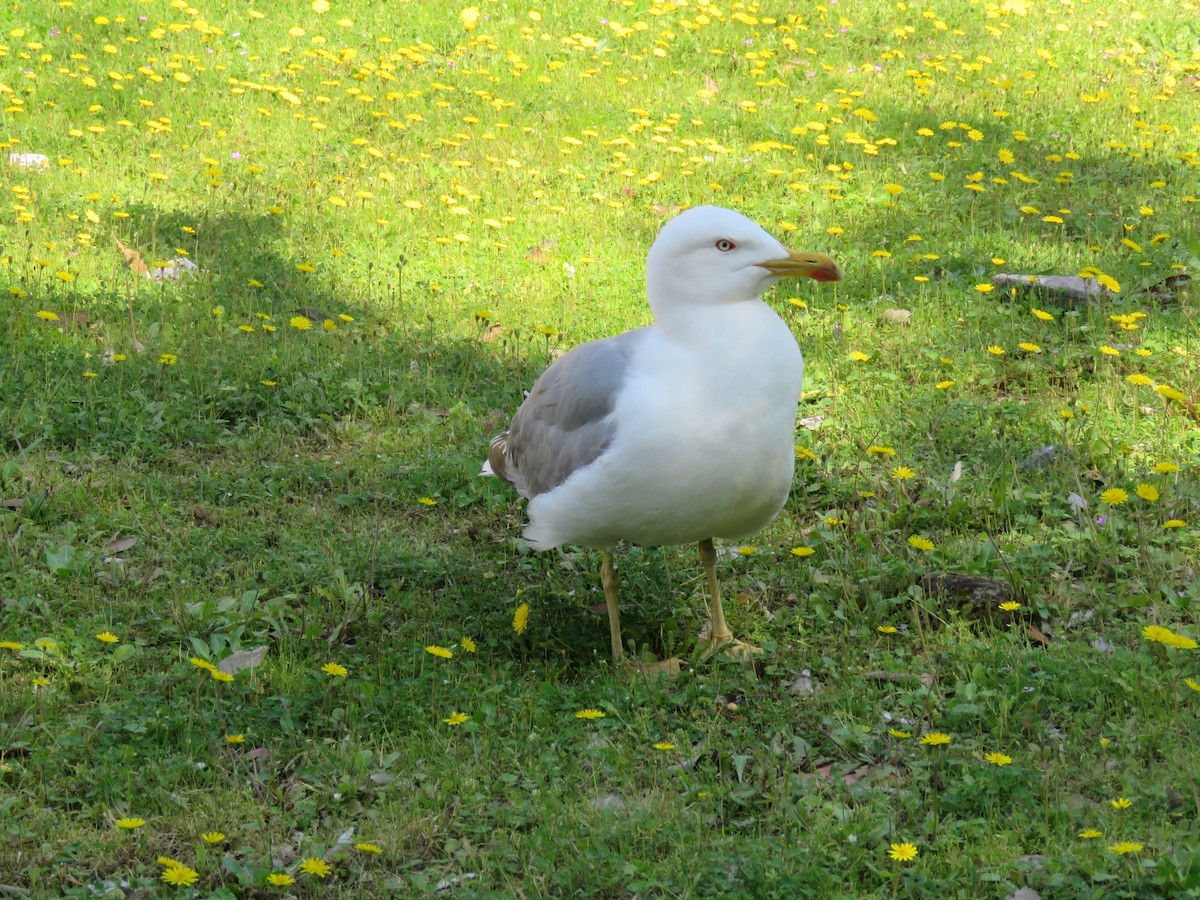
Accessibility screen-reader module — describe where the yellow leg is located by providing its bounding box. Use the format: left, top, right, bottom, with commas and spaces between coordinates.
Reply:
601, 550, 624, 661
698, 538, 762, 661
602, 550, 681, 676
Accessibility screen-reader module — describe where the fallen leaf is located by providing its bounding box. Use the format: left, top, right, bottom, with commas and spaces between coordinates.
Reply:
192, 506, 219, 526
113, 236, 150, 276
103, 536, 137, 554
703, 73, 720, 94
878, 308, 912, 326
218, 646, 267, 675
524, 239, 556, 265
784, 670, 815, 695
651, 202, 682, 218
293, 306, 330, 322
589, 794, 627, 811
1027, 624, 1051, 646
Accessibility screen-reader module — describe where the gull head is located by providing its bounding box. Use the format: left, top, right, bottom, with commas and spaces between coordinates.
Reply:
645, 206, 840, 317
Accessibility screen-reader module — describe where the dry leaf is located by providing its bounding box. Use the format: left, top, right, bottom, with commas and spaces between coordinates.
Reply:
703, 73, 719, 94
113, 236, 150, 276
218, 646, 267, 675
1, 498, 24, 510
878, 308, 912, 326
524, 239, 556, 265
651, 202, 682, 219
192, 506, 219, 526
477, 323, 504, 342
1027, 624, 1051, 646
103, 536, 138, 554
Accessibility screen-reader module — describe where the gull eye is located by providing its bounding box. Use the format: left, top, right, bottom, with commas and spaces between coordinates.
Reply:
715, 239, 736, 252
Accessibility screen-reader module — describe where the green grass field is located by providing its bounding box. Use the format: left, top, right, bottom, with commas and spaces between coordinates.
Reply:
2, 0, 1200, 895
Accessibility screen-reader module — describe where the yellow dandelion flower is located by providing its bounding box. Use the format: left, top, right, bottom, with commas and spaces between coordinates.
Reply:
289, 316, 313, 331
907, 536, 934, 552
920, 732, 951, 746
888, 842, 918, 862
321, 662, 348, 677
299, 857, 332, 878
984, 751, 1013, 766
1100, 488, 1128, 505
443, 711, 470, 726
161, 865, 199, 887
115, 817, 146, 830
790, 546, 816, 557
425, 645, 453, 659
95, 632, 119, 643
575, 708, 606, 719
1135, 483, 1159, 502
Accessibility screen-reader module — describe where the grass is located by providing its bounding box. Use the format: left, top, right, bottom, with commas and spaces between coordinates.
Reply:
2, 0, 1200, 895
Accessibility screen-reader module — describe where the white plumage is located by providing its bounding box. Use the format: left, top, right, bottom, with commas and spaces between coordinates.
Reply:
484, 206, 840, 670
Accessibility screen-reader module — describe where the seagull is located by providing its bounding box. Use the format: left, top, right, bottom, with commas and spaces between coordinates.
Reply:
483, 206, 840, 671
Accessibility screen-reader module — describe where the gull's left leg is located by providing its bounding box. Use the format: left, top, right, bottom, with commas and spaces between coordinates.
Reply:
602, 550, 681, 675
697, 538, 762, 661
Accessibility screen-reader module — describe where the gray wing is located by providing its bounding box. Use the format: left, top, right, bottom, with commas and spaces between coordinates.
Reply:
488, 328, 647, 499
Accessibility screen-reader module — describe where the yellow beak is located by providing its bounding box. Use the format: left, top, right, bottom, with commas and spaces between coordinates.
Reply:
760, 251, 841, 283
